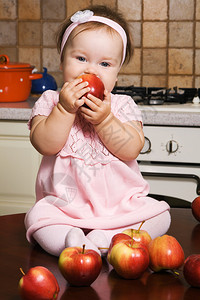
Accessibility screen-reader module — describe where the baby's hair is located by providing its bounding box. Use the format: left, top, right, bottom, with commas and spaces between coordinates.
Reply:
56, 5, 133, 65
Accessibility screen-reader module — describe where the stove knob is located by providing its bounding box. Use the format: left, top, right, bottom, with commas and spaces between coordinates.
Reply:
140, 136, 151, 154
166, 140, 179, 154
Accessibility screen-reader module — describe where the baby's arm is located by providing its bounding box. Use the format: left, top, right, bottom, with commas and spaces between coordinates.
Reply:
30, 78, 90, 155
30, 106, 75, 155
80, 91, 144, 161
94, 114, 144, 161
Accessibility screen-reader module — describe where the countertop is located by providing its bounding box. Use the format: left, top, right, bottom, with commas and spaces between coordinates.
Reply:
1, 95, 200, 126
0, 96, 37, 121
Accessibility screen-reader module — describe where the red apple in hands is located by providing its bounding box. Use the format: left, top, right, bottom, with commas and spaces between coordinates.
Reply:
148, 235, 184, 272
108, 240, 149, 279
191, 196, 200, 222
58, 244, 102, 286
183, 254, 200, 287
79, 74, 104, 99
78, 74, 105, 108
122, 221, 152, 247
18, 266, 59, 300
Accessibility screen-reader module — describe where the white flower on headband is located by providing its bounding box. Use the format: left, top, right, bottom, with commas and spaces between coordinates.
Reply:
70, 10, 94, 23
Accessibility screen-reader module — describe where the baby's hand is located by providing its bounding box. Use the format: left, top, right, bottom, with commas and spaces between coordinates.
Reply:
80, 90, 111, 125
59, 78, 90, 113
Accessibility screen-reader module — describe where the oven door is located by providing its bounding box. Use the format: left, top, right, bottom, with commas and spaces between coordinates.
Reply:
138, 162, 200, 206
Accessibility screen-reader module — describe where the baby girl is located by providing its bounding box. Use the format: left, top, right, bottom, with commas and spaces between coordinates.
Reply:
25, 5, 170, 256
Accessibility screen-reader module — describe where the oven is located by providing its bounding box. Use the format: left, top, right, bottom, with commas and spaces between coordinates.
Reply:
138, 125, 200, 206
113, 86, 200, 207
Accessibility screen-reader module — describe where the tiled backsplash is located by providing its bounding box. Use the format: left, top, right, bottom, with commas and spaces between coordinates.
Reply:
1, 0, 200, 88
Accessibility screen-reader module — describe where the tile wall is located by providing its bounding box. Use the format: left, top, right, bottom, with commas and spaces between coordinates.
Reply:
1, 0, 200, 88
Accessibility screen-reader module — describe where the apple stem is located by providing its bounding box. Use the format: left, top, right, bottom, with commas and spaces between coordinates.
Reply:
98, 247, 109, 250
131, 229, 134, 239
20, 268, 25, 276
137, 221, 145, 233
82, 244, 85, 254
173, 270, 180, 276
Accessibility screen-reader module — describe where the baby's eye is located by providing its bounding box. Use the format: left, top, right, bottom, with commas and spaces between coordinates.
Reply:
77, 56, 86, 62
100, 61, 110, 67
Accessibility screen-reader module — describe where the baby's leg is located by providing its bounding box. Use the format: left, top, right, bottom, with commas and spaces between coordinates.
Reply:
104, 210, 171, 244
25, 197, 100, 256
65, 227, 100, 255
32, 225, 101, 256
32, 224, 72, 256
86, 230, 110, 256
87, 210, 171, 256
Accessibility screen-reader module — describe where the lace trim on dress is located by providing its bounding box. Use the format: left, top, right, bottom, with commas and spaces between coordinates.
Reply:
59, 112, 114, 165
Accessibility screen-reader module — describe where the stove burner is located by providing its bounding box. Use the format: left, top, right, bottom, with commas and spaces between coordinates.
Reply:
112, 86, 198, 105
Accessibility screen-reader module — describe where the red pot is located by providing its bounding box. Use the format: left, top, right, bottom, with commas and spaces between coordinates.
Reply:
0, 54, 43, 102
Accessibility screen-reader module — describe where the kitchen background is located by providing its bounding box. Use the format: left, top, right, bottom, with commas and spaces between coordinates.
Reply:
1, 0, 200, 89
1, 0, 200, 215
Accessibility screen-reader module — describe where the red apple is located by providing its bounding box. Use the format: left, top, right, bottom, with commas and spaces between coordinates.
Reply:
122, 221, 152, 247
107, 233, 133, 262
108, 240, 149, 279
18, 266, 59, 300
191, 196, 200, 222
58, 244, 102, 286
78, 74, 104, 108
183, 254, 200, 287
148, 235, 185, 272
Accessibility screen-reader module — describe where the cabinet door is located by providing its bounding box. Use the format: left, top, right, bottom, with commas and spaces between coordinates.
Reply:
0, 121, 41, 215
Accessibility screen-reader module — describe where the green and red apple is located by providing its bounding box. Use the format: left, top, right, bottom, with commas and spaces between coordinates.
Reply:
122, 222, 152, 247
108, 239, 149, 279
107, 233, 133, 262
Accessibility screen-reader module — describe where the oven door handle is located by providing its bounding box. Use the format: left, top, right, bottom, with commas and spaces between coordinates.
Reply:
141, 171, 200, 195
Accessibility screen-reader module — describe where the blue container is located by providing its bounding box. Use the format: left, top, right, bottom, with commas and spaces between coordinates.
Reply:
31, 67, 57, 93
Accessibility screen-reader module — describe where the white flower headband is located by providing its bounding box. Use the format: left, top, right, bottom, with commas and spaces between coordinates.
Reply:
60, 10, 127, 66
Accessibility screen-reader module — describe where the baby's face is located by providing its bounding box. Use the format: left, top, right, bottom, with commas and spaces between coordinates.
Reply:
61, 26, 123, 92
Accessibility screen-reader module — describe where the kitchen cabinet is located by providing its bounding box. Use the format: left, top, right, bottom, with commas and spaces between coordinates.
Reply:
0, 121, 41, 215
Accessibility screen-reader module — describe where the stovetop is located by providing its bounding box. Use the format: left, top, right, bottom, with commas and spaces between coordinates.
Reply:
138, 102, 200, 113
112, 86, 200, 113
112, 86, 199, 105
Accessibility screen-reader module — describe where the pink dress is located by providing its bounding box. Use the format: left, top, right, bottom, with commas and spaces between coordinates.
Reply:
25, 90, 169, 241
